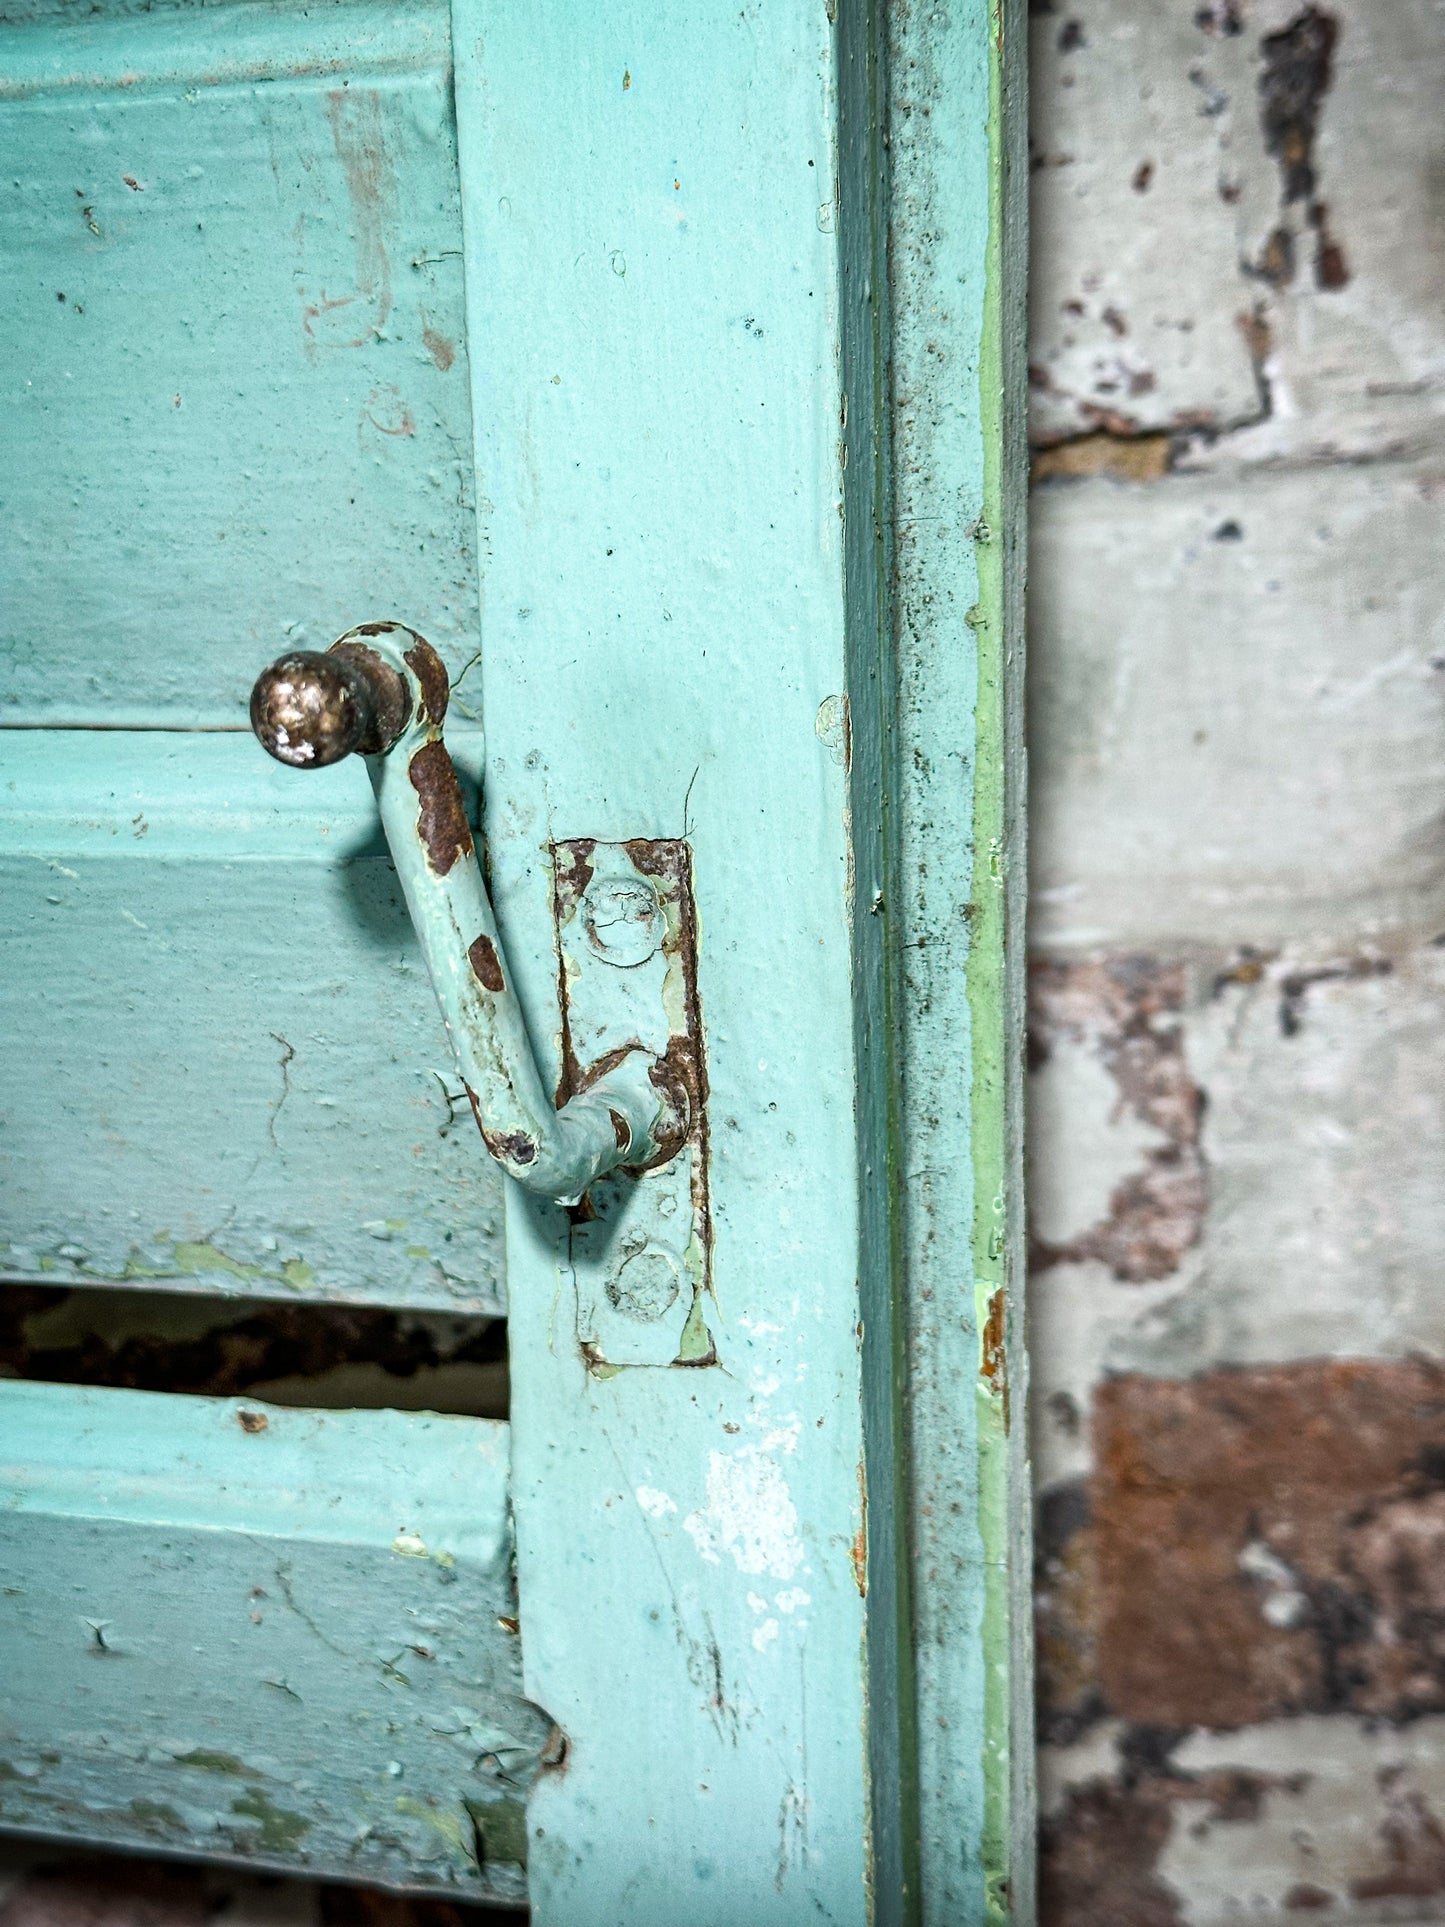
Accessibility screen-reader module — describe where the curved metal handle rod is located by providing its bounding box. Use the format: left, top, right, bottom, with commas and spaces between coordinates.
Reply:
251, 624, 678, 1205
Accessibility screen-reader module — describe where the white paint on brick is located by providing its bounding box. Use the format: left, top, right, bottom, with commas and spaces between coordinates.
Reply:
1029, 0, 1264, 441
1032, 0, 1445, 461
1030, 0, 1445, 1919
1032, 948, 1445, 1492
1028, 1028, 1174, 1247
1030, 1256, 1188, 1490
1165, 1717, 1445, 1925
1044, 1717, 1445, 1924
1030, 462, 1445, 952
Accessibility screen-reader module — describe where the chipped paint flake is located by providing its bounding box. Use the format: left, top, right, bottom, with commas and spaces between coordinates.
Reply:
634, 1485, 677, 1520
683, 1447, 806, 1581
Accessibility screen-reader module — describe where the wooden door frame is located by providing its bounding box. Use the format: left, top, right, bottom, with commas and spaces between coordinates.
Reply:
840, 1, 1031, 1919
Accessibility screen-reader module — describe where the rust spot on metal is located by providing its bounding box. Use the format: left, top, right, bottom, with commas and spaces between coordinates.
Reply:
467, 932, 505, 994
551, 836, 716, 1362
482, 1128, 539, 1168
621, 838, 712, 1171
403, 636, 450, 727
980, 1286, 1009, 1430
327, 640, 409, 753
552, 839, 710, 1184
408, 740, 473, 876
461, 1081, 538, 1166
607, 1108, 631, 1153
236, 1409, 268, 1433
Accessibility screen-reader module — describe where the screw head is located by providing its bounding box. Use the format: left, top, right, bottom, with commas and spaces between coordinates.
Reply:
606, 1246, 681, 1321
581, 878, 663, 968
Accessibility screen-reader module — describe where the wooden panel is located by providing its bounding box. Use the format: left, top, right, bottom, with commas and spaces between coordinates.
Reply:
448, 0, 1031, 1916
452, 6, 875, 1921
0, 0, 478, 725
0, 1380, 543, 1901
0, 730, 506, 1313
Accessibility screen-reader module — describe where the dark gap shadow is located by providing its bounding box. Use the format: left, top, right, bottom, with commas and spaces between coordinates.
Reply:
0, 1837, 527, 1924
0, 1285, 507, 1419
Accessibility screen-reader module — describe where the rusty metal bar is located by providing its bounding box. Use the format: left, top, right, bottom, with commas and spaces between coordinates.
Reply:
250, 624, 678, 1205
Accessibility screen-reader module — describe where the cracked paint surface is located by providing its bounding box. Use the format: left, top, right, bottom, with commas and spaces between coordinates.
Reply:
0, 1386, 544, 1902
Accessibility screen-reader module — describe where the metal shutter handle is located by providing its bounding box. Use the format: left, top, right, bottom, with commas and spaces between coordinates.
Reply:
250, 623, 683, 1205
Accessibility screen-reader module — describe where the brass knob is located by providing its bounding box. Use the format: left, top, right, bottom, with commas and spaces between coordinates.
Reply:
249, 643, 409, 768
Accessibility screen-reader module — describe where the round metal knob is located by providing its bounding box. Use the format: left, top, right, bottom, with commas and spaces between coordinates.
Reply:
250, 644, 408, 768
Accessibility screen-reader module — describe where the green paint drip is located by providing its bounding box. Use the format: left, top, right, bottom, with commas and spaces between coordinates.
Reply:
171, 1242, 262, 1281
230, 1787, 312, 1855
396, 1794, 473, 1864
675, 1289, 715, 1363
466, 1794, 529, 1869
174, 1748, 261, 1778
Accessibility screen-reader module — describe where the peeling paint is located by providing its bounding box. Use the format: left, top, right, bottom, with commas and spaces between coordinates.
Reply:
403, 635, 450, 729
1256, 7, 1350, 292
683, 1447, 807, 1583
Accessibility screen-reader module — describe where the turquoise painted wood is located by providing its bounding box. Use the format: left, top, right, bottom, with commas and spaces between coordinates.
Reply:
0, 729, 505, 1311
0, 0, 476, 725
0, 1381, 543, 1901
448, 3, 1030, 1921
0, 0, 1031, 1919
0, 0, 508, 1308
453, 2, 870, 1912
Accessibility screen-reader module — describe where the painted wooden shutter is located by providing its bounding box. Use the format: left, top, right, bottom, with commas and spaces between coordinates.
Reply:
0, 2, 538, 1903
1, 1, 1030, 1921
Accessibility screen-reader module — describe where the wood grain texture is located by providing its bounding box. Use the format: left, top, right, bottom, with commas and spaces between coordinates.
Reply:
0, 1381, 543, 1902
